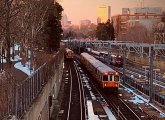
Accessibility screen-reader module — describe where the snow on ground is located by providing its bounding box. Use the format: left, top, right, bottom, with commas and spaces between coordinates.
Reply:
160, 113, 165, 117
2, 59, 7, 63
87, 100, 100, 120
124, 87, 134, 93
129, 96, 145, 104
123, 87, 149, 103
123, 85, 165, 118
1, 55, 22, 63
87, 82, 117, 119
103, 106, 117, 120
15, 44, 19, 50
28, 50, 31, 58
14, 61, 33, 76
10, 44, 20, 54
87, 100, 117, 120
10, 55, 22, 62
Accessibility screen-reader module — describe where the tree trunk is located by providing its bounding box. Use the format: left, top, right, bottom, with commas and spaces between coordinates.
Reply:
6, 2, 11, 68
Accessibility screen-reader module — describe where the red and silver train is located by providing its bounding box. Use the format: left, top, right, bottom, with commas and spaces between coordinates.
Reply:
109, 54, 123, 67
64, 48, 74, 60
85, 48, 123, 67
80, 52, 120, 91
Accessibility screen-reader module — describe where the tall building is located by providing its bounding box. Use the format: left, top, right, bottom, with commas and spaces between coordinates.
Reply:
61, 13, 72, 29
97, 5, 111, 23
61, 13, 68, 27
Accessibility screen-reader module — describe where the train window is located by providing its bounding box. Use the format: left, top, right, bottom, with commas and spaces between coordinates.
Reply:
95, 68, 97, 73
114, 76, 119, 81
109, 75, 112, 81
103, 75, 108, 81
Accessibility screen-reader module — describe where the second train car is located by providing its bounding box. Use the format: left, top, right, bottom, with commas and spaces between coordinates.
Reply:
80, 52, 120, 92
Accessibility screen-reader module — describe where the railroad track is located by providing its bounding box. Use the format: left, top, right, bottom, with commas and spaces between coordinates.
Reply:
75, 55, 164, 119
58, 61, 86, 120
103, 94, 142, 120
99, 58, 165, 107
75, 58, 143, 120
94, 84, 143, 120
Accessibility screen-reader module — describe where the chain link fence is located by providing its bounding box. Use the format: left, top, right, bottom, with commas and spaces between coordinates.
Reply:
0, 49, 64, 119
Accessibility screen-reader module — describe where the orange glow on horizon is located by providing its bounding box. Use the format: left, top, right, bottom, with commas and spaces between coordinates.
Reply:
60, 0, 165, 25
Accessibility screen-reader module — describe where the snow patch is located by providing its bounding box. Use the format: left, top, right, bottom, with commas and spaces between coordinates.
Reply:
87, 101, 100, 120
10, 55, 22, 62
160, 112, 165, 118
129, 96, 145, 104
14, 62, 33, 76
103, 106, 117, 120
122, 85, 165, 118
2, 59, 7, 63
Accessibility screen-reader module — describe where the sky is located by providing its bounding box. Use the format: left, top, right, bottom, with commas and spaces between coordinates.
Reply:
59, 0, 165, 25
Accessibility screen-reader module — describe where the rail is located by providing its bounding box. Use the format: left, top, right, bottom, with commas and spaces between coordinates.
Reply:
74, 61, 87, 120
66, 61, 86, 120
0, 49, 64, 119
67, 66, 72, 120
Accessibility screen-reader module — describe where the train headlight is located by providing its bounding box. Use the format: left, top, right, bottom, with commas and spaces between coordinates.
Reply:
104, 83, 107, 87
104, 72, 108, 75
115, 72, 119, 75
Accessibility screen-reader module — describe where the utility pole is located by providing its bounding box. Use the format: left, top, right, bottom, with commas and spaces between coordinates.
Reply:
149, 46, 154, 102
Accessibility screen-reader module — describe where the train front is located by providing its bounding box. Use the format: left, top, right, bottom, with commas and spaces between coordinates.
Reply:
65, 48, 74, 60
102, 71, 120, 92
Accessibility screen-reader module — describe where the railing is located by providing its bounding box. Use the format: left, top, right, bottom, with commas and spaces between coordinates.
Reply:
0, 71, 16, 119
0, 49, 64, 119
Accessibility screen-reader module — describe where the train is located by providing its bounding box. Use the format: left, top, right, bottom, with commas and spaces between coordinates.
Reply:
86, 48, 123, 67
80, 52, 120, 91
64, 48, 74, 60
109, 54, 123, 67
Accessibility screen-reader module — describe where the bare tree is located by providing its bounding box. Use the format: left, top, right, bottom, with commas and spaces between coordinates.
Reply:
117, 23, 154, 43
15, 0, 51, 68
0, 0, 51, 68
16, 0, 50, 48
0, 0, 22, 67
153, 21, 165, 44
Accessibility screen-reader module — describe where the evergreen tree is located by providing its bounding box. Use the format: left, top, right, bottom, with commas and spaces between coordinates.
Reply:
96, 23, 107, 40
96, 19, 115, 41
105, 19, 115, 40
44, 2, 63, 52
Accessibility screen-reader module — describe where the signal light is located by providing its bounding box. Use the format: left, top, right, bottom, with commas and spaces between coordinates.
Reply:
115, 72, 119, 75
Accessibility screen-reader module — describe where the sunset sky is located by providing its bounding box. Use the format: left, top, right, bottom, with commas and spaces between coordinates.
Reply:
59, 0, 165, 25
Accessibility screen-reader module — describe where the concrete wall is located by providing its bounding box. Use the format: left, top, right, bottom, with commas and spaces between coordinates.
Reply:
23, 59, 64, 120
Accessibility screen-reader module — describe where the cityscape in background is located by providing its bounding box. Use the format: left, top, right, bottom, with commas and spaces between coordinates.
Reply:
61, 1, 165, 43
1, 0, 165, 119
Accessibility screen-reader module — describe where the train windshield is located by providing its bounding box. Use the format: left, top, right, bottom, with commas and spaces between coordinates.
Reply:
100, 53, 104, 56
114, 76, 119, 81
109, 75, 112, 81
68, 51, 73, 56
103, 75, 108, 81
